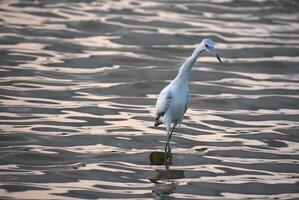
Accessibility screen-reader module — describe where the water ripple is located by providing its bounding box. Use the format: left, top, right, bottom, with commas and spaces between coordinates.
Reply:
1, 0, 299, 199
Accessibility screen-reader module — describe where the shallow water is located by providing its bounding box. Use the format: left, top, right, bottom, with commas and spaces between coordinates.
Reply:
1, 0, 299, 199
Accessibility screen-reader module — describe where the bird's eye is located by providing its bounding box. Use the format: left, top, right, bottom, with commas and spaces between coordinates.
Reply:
205, 44, 209, 48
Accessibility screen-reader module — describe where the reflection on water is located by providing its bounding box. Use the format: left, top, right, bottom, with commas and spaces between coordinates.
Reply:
149, 151, 184, 199
1, 0, 299, 199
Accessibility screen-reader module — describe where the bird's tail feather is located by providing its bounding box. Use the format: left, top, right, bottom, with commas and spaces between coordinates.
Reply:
154, 120, 163, 127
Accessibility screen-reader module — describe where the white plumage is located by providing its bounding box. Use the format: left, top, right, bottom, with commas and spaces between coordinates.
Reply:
154, 38, 222, 152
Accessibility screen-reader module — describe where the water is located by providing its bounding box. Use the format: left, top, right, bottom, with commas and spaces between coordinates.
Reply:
1, 0, 299, 199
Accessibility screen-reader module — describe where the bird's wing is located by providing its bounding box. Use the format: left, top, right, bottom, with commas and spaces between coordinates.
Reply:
154, 90, 172, 121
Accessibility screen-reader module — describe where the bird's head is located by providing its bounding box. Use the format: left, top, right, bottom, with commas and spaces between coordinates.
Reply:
201, 38, 222, 63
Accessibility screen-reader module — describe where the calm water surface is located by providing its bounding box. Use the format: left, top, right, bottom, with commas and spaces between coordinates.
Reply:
0, 0, 299, 199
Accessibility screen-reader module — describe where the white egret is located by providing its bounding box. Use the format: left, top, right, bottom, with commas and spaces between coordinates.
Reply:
154, 38, 222, 152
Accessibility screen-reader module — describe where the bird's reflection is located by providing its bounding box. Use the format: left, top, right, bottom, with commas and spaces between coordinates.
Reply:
149, 151, 184, 199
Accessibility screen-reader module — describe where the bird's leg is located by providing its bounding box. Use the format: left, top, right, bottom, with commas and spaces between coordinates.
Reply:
169, 124, 176, 142
164, 124, 176, 153
164, 124, 176, 166
164, 151, 172, 169
164, 131, 170, 167
164, 131, 169, 152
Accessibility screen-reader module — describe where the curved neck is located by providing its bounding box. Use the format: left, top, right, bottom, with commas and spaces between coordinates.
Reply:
174, 44, 204, 83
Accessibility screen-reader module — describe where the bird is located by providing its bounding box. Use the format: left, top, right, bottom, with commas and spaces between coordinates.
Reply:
154, 38, 222, 153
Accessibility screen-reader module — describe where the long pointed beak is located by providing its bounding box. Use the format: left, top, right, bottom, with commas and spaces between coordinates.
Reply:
216, 54, 222, 63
